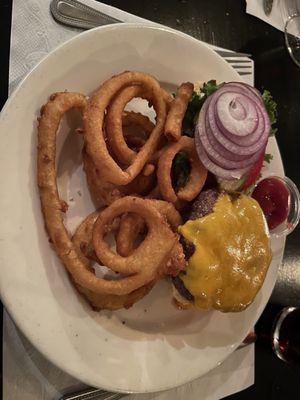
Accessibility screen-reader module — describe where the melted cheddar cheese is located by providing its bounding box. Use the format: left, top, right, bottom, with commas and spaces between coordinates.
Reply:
179, 194, 272, 312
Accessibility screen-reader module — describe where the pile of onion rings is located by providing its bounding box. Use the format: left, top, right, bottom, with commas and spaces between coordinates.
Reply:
37, 71, 207, 311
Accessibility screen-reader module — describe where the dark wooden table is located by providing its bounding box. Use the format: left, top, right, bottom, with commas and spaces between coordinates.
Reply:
1, 0, 300, 398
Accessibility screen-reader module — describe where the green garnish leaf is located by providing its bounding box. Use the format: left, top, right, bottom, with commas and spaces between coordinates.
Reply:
182, 80, 223, 137
264, 153, 273, 163
172, 152, 190, 190
201, 80, 223, 97
262, 89, 277, 138
262, 90, 277, 125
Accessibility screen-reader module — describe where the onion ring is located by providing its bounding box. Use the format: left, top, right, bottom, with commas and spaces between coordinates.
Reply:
122, 111, 158, 176
106, 86, 156, 164
116, 200, 183, 257
72, 211, 100, 265
149, 199, 183, 229
83, 111, 158, 205
164, 82, 194, 141
37, 93, 176, 299
72, 211, 155, 310
83, 149, 156, 206
107, 90, 170, 165
157, 136, 207, 204
83, 149, 123, 205
92, 197, 178, 292
84, 72, 167, 185
75, 280, 155, 311
143, 163, 155, 176
116, 213, 145, 257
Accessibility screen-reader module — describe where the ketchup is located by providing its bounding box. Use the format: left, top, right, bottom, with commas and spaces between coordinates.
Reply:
251, 177, 289, 230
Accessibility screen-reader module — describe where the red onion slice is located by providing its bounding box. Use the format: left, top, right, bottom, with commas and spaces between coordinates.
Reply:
206, 119, 253, 161
195, 134, 250, 180
209, 85, 261, 137
208, 94, 269, 156
194, 81, 270, 182
203, 121, 261, 168
207, 128, 252, 161
199, 98, 252, 161
217, 103, 265, 146
216, 92, 259, 136
226, 82, 263, 103
196, 101, 261, 169
209, 83, 270, 140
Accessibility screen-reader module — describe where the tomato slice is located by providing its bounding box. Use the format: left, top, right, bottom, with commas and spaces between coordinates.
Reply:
241, 152, 265, 190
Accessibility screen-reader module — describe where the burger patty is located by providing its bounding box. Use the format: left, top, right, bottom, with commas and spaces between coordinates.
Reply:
189, 188, 219, 221
174, 188, 219, 301
181, 188, 219, 259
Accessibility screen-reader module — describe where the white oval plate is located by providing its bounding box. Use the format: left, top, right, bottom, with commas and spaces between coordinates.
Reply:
0, 24, 285, 393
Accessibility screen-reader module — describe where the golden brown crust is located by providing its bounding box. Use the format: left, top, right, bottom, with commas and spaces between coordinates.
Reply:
83, 71, 167, 186
115, 199, 183, 267
72, 211, 155, 310
157, 136, 207, 206
164, 82, 194, 141
75, 280, 156, 311
116, 213, 145, 257
37, 92, 106, 293
82, 149, 124, 206
92, 197, 178, 295
37, 74, 196, 312
83, 148, 156, 206
106, 86, 155, 164
37, 92, 175, 302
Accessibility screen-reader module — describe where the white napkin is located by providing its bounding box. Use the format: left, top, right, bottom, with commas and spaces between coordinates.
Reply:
4, 312, 254, 400
4, 1, 255, 399
246, 0, 299, 32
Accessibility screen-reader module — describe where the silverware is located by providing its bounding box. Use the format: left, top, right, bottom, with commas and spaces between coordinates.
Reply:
214, 51, 253, 76
263, 0, 274, 16
284, 14, 300, 68
50, 0, 121, 29
50, 0, 252, 77
219, 58, 252, 76
216, 52, 253, 75
59, 387, 126, 400
214, 50, 251, 58
222, 58, 251, 64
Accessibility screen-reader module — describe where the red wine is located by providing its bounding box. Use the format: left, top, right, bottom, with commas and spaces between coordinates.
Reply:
272, 308, 300, 365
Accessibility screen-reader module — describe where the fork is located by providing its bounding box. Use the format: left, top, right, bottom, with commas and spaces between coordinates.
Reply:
50, 0, 252, 77
218, 55, 253, 76
59, 388, 126, 400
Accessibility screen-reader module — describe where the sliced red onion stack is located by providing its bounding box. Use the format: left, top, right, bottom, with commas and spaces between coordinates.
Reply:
195, 82, 270, 182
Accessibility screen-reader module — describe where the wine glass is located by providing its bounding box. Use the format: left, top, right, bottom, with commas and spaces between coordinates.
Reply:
273, 307, 300, 365
256, 305, 300, 366
282, 0, 300, 66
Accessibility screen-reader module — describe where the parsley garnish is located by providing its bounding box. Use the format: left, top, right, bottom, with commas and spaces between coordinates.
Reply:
172, 152, 190, 190
264, 153, 273, 164
262, 90, 277, 136
182, 80, 223, 137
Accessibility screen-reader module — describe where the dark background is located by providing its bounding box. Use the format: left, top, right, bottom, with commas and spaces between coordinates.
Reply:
1, 0, 300, 398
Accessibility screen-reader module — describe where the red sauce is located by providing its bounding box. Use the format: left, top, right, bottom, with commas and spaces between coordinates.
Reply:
251, 177, 289, 230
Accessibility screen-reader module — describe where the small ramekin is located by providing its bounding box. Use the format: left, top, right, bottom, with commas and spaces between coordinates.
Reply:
251, 175, 300, 238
